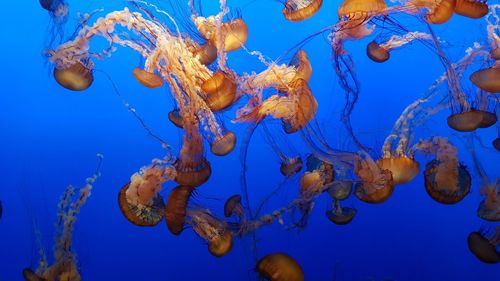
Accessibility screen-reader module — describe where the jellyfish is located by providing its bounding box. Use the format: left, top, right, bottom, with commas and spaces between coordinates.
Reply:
407, 0, 456, 24
201, 71, 237, 112
256, 253, 304, 281
327, 180, 353, 201
194, 16, 249, 52
132, 67, 164, 88
411, 137, 471, 204
282, 0, 323, 22
119, 160, 174, 226
24, 161, 100, 281
168, 108, 184, 128
165, 185, 194, 235
261, 123, 303, 176
470, 5, 500, 93
53, 59, 94, 91
367, 32, 433, 63
326, 200, 357, 225
454, 0, 489, 19
188, 40, 218, 65
354, 152, 394, 204
174, 132, 212, 187
186, 209, 233, 257
224, 194, 245, 219
467, 228, 500, 264
41, 0, 69, 48
376, 156, 420, 186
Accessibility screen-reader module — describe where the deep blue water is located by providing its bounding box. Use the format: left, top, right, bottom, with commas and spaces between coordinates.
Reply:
0, 1, 499, 280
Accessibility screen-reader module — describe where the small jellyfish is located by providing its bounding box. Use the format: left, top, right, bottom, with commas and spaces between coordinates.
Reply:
367, 41, 390, 63
326, 200, 357, 225
424, 160, 471, 204
224, 194, 245, 219
470, 67, 500, 93
354, 153, 395, 204
327, 180, 353, 201
187, 209, 233, 257
409, 0, 456, 24
256, 253, 304, 281
282, 0, 323, 22
165, 186, 194, 235
118, 166, 171, 227
53, 61, 94, 91
280, 156, 303, 177
195, 17, 249, 52
132, 67, 164, 88
467, 229, 500, 264
201, 71, 237, 112
493, 137, 500, 151
210, 131, 237, 156
477, 182, 500, 221
454, 0, 489, 19
377, 156, 420, 185
168, 109, 184, 128
193, 41, 218, 65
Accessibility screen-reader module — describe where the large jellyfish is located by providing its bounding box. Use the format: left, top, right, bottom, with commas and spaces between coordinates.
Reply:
119, 159, 175, 226
467, 227, 500, 264
256, 253, 304, 281
282, 0, 323, 22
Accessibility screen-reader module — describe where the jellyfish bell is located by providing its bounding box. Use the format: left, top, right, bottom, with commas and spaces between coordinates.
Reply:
165, 186, 194, 235
224, 194, 244, 218
470, 67, 500, 93
477, 183, 500, 221
354, 179, 394, 204
23, 268, 45, 281
367, 41, 390, 63
173, 157, 211, 187
118, 182, 166, 226
447, 110, 484, 132
210, 131, 237, 156
477, 110, 498, 128
454, 0, 488, 19
194, 42, 218, 65
467, 231, 500, 264
327, 180, 353, 201
282, 79, 318, 134
256, 253, 304, 281
132, 67, 164, 88
282, 0, 323, 22
300, 171, 324, 196
377, 156, 420, 185
493, 137, 500, 151
39, 0, 53, 11
219, 18, 249, 52
168, 109, 184, 128
201, 71, 237, 112
326, 207, 357, 225
410, 0, 456, 24
424, 160, 471, 204
288, 50, 312, 83
280, 156, 303, 177
53, 61, 94, 91
337, 0, 388, 22
209, 230, 233, 257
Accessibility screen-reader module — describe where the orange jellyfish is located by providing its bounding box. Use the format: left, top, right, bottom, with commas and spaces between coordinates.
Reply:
454, 0, 489, 19
477, 182, 500, 221
367, 32, 433, 63
168, 108, 184, 128
354, 153, 394, 204
190, 41, 218, 65
470, 67, 500, 93
195, 16, 249, 52
132, 67, 164, 88
256, 253, 304, 281
327, 180, 353, 201
187, 209, 233, 257
412, 137, 471, 204
282, 0, 323, 22
467, 228, 500, 264
376, 156, 420, 186
53, 60, 94, 91
210, 131, 237, 156
261, 123, 303, 176
224, 194, 245, 219
119, 163, 174, 226
408, 0, 456, 24
326, 200, 357, 225
174, 133, 211, 187
201, 71, 237, 112
165, 185, 194, 235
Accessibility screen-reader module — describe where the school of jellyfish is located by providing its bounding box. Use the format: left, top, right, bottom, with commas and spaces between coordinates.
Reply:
29, 0, 500, 279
